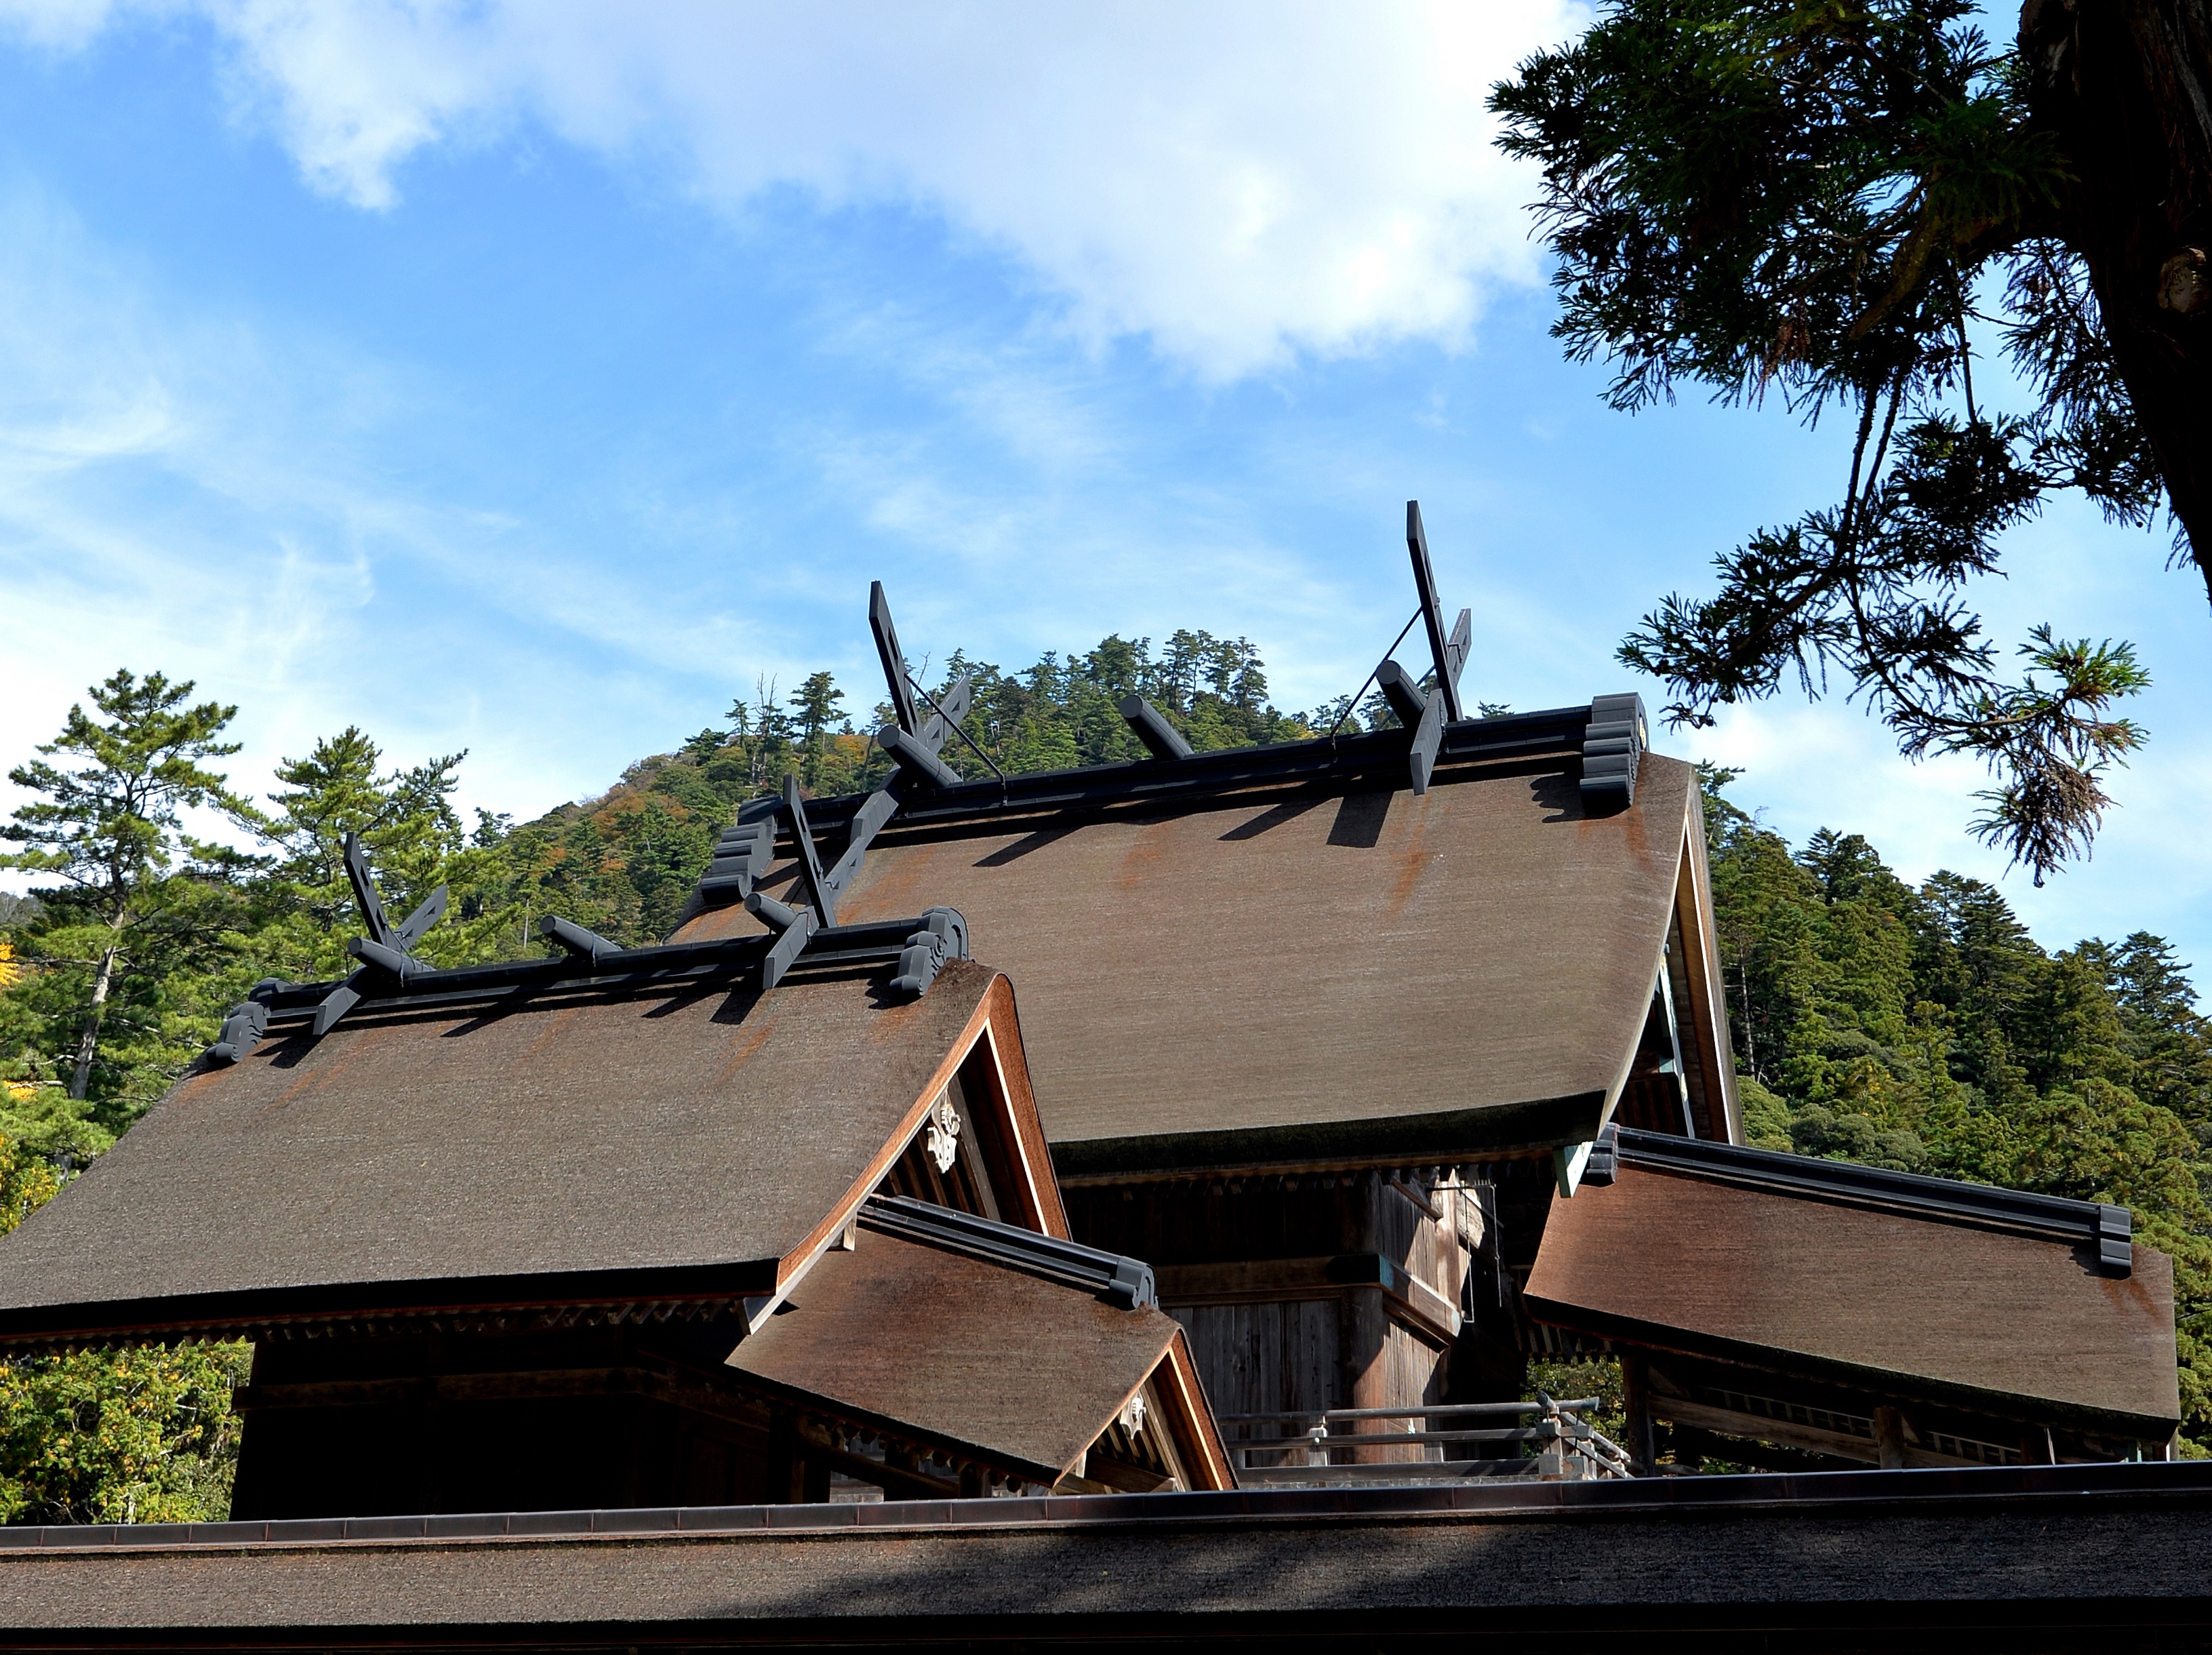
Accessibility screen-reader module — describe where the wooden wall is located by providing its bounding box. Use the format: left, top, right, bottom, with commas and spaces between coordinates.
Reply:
1168, 1299, 1341, 1419
1066, 1166, 1520, 1460
230, 1325, 780, 1519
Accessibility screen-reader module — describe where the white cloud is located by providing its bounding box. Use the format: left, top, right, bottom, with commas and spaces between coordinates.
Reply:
0, 0, 117, 52
7, 0, 1582, 379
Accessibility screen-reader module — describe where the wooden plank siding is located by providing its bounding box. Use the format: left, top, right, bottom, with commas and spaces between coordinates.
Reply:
1077, 1170, 1474, 1454
1169, 1300, 1340, 1421
1065, 1172, 1469, 1305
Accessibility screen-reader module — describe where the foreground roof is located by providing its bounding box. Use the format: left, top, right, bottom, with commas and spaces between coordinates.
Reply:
0, 961, 1037, 1347
1526, 1129, 2180, 1437
675, 722, 1732, 1176
3, 1464, 2211, 1646
730, 1200, 1230, 1490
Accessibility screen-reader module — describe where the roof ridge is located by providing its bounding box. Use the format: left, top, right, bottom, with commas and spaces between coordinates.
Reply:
858, 1195, 1157, 1310
696, 700, 1637, 864
1596, 1125, 2134, 1276
201, 913, 973, 1068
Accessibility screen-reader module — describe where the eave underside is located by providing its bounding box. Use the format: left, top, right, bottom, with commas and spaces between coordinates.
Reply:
1524, 1294, 2181, 1445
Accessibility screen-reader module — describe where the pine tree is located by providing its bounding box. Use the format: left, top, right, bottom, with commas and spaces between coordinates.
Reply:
787, 673, 847, 791
1493, 0, 2200, 879
0, 673, 258, 1104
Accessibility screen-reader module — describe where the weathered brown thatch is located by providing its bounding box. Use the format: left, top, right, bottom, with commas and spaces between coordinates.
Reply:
729, 1227, 1231, 1490
1525, 1160, 2180, 1439
0, 961, 1052, 1344
677, 753, 1731, 1176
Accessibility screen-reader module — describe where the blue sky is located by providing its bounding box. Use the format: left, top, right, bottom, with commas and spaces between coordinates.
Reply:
2, 1, 2209, 985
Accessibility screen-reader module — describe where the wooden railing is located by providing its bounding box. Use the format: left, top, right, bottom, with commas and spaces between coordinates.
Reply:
1219, 1395, 1634, 1485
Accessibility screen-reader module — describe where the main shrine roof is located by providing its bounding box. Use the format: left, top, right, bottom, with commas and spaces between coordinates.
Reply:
677, 737, 1724, 1175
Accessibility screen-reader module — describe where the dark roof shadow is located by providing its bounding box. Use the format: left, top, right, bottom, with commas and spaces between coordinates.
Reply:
1221, 795, 1327, 841
976, 823, 1083, 868
1532, 770, 1582, 822
1326, 791, 1391, 849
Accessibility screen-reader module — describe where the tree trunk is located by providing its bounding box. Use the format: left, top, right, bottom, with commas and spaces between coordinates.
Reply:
68, 937, 119, 1101
2022, 0, 2212, 599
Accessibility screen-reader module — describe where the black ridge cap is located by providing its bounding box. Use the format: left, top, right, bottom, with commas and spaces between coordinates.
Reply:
860, 1194, 1156, 1309
729, 703, 1598, 844
1611, 1125, 2135, 1273
5, 1460, 2211, 1553
242, 915, 956, 1029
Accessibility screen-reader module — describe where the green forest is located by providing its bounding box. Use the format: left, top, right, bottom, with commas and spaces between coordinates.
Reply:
3, 636, 2209, 1520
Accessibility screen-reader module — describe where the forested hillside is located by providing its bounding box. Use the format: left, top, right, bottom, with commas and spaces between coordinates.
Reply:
1, 648, 2208, 1519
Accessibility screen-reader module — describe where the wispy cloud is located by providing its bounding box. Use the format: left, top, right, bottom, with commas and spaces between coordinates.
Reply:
0, 172, 722, 833
7, 0, 1583, 380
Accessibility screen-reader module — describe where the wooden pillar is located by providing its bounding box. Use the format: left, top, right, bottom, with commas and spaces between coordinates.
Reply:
1620, 1352, 1656, 1473
801, 1457, 832, 1504
769, 1412, 831, 1502
766, 1410, 807, 1502
1340, 1285, 1392, 1464
1872, 1405, 1909, 1471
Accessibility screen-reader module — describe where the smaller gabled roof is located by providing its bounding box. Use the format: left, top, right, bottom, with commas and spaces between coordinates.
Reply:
728, 1197, 1230, 1490
1525, 1129, 2179, 1437
0, 961, 1048, 1348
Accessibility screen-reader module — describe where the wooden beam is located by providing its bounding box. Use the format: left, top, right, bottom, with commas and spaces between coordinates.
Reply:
869, 580, 921, 736
1156, 1328, 1237, 1493
1873, 1404, 1910, 1471
1666, 1422, 1861, 1475
1153, 1254, 1461, 1345
1405, 501, 1465, 723
782, 776, 834, 929
1340, 1285, 1399, 1465
1373, 658, 1428, 727
968, 989, 1071, 1239
786, 1420, 965, 1501
1653, 1395, 2009, 1471
1674, 807, 1742, 1143
767, 1410, 806, 1504
1656, 1395, 1878, 1464
1079, 1456, 1176, 1494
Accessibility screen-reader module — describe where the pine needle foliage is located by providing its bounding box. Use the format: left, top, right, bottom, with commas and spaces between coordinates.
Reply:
1491, 1, 2191, 883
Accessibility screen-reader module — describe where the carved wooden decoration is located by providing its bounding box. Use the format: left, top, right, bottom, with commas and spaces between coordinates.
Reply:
925, 1093, 962, 1174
